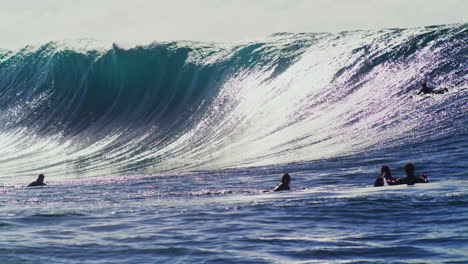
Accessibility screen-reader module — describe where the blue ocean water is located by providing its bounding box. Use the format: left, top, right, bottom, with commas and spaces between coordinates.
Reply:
0, 24, 467, 263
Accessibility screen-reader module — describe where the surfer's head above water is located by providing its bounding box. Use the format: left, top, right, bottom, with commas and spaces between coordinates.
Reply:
404, 163, 415, 177
374, 165, 395, 186
27, 174, 46, 187
282, 173, 291, 185
273, 173, 291, 192
381, 165, 392, 178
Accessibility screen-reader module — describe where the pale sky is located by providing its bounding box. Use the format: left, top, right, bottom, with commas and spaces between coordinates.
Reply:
0, 0, 467, 50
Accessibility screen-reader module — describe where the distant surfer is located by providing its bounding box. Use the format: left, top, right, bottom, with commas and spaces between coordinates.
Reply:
273, 173, 291, 191
417, 81, 448, 95
374, 165, 397, 187
27, 174, 46, 187
395, 163, 428, 185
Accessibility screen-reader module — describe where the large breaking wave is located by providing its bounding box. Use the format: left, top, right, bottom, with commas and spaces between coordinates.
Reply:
0, 24, 466, 182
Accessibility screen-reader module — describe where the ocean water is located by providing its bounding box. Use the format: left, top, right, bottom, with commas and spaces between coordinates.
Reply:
0, 24, 467, 263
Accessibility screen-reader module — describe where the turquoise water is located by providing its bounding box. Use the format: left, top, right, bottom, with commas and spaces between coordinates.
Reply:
0, 24, 467, 263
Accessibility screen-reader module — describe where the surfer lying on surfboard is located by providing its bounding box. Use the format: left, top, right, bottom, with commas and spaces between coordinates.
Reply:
417, 81, 448, 95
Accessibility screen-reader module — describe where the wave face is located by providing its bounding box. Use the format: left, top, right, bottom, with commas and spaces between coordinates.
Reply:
0, 24, 466, 182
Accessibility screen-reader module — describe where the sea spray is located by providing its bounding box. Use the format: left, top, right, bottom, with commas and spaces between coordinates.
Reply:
0, 24, 466, 182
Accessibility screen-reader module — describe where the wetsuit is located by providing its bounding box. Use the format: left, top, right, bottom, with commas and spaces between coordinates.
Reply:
27, 181, 46, 187
395, 176, 427, 185
418, 85, 432, 95
273, 183, 291, 192
418, 84, 448, 95
374, 178, 385, 187
374, 175, 397, 187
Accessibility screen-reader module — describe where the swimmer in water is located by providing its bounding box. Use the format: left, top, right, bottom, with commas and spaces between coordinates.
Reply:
395, 163, 428, 185
27, 174, 46, 187
273, 173, 291, 191
374, 165, 397, 187
417, 81, 448, 95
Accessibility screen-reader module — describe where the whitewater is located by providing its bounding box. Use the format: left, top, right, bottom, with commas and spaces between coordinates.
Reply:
0, 24, 467, 263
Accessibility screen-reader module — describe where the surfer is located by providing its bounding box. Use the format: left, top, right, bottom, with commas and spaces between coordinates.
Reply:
374, 165, 397, 187
395, 163, 428, 185
273, 173, 291, 191
27, 174, 46, 187
417, 81, 448, 95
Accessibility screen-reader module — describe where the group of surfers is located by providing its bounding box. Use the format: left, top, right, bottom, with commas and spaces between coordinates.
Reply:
271, 163, 428, 192
27, 163, 427, 190
373, 163, 428, 187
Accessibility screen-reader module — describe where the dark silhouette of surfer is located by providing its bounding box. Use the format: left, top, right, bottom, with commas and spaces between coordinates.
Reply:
374, 165, 397, 187
417, 81, 448, 95
28, 174, 46, 187
274, 173, 291, 191
395, 163, 428, 185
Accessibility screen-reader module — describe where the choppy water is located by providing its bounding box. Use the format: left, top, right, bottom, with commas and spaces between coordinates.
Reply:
1, 165, 467, 263
0, 23, 467, 263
